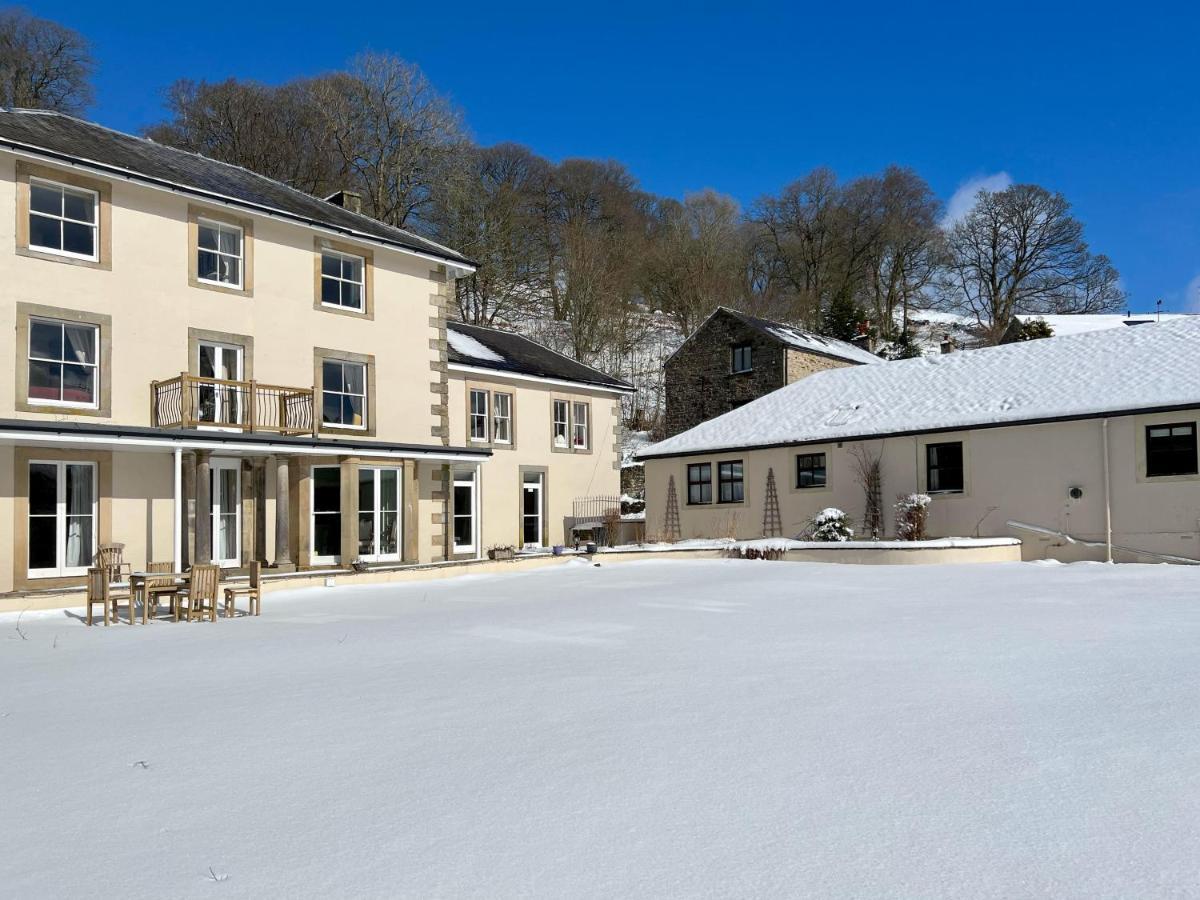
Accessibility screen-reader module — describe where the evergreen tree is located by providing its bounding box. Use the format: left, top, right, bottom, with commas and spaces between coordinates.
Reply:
821, 293, 865, 341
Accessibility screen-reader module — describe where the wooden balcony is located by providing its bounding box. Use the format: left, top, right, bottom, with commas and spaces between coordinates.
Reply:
151, 373, 315, 436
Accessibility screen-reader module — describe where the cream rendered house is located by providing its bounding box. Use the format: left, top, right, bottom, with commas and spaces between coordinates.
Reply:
638, 319, 1200, 563
445, 322, 633, 556
0, 109, 622, 611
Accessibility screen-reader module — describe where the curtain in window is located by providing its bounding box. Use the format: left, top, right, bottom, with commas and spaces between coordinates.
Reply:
64, 464, 93, 568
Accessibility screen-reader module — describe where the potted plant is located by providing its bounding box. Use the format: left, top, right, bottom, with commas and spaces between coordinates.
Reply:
487, 545, 516, 561
350, 558, 370, 573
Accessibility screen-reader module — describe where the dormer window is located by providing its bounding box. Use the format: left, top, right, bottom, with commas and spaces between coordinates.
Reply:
731, 343, 753, 374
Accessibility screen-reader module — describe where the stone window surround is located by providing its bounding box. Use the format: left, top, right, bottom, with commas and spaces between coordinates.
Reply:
463, 381, 517, 451
518, 465, 550, 548
313, 347, 377, 437
187, 327, 255, 381
14, 302, 113, 418
187, 204, 254, 297
12, 447, 113, 591
14, 160, 113, 270
313, 236, 375, 320
550, 394, 593, 455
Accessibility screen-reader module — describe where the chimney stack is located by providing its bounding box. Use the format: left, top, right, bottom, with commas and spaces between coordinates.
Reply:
940, 333, 955, 354
325, 189, 363, 215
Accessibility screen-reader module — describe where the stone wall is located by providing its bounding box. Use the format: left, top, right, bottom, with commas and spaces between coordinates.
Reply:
784, 348, 855, 383
664, 312, 788, 437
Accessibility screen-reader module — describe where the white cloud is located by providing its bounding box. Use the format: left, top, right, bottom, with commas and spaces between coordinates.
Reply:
941, 171, 1013, 227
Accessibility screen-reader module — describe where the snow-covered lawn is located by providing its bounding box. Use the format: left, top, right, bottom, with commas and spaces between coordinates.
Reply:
3, 559, 1200, 898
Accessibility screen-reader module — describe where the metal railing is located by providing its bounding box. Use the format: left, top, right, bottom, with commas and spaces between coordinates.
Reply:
571, 495, 622, 526
151, 373, 315, 436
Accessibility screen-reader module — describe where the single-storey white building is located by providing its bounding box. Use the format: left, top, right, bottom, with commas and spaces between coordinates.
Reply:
637, 318, 1200, 563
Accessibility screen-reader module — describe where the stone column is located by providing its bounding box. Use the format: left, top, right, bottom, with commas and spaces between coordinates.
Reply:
194, 450, 212, 565
273, 455, 294, 570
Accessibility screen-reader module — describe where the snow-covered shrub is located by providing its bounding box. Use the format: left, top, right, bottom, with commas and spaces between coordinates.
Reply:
804, 508, 854, 542
894, 493, 931, 541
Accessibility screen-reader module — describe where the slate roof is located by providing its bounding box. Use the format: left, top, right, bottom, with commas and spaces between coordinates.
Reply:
719, 308, 882, 365
447, 322, 634, 391
0, 108, 473, 267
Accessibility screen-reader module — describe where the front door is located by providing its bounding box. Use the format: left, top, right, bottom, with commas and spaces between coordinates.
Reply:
358, 467, 401, 562
197, 341, 243, 427
210, 458, 241, 568
522, 473, 543, 548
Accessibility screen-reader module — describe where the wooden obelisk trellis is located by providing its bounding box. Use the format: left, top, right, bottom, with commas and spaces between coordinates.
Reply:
663, 474, 681, 542
762, 467, 782, 537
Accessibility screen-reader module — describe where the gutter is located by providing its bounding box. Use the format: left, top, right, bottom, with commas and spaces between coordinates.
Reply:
447, 363, 635, 395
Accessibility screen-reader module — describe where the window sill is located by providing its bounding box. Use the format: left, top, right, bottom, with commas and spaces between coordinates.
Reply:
17, 244, 109, 270
317, 301, 371, 320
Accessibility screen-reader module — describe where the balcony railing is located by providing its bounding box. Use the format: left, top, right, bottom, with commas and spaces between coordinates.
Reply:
151, 373, 315, 436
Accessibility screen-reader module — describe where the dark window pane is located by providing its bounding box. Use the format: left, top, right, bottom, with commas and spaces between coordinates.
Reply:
61, 221, 94, 256
28, 360, 61, 401
359, 470, 374, 510
28, 516, 57, 569
321, 393, 341, 424
30, 183, 61, 215
29, 463, 57, 515
29, 214, 61, 250
29, 320, 62, 360
217, 227, 240, 255
343, 364, 364, 395
62, 189, 93, 223
313, 468, 340, 512
222, 257, 240, 285
379, 471, 398, 512
197, 250, 220, 280
379, 512, 398, 555
343, 395, 364, 427
321, 253, 341, 277
60, 365, 95, 404
343, 283, 362, 310
65, 515, 93, 568
66, 465, 93, 516
358, 512, 374, 556
314, 513, 341, 557
198, 224, 218, 251
453, 514, 472, 547
321, 277, 340, 304
322, 361, 342, 392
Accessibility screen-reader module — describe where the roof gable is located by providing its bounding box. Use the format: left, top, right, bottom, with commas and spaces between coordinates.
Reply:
668, 307, 881, 367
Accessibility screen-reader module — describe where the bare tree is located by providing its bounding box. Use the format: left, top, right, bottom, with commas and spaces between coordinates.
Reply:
0, 8, 94, 113
312, 53, 466, 231
868, 167, 944, 341
942, 183, 1124, 343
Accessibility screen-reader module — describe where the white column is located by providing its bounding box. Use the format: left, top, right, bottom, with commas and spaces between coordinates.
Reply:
173, 447, 183, 570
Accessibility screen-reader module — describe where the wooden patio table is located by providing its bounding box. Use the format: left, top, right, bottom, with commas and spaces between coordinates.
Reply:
126, 571, 190, 624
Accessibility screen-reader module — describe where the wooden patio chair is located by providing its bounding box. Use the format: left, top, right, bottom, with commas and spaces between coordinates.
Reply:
86, 567, 129, 626
143, 561, 180, 621
175, 565, 220, 623
95, 543, 132, 582
223, 560, 262, 618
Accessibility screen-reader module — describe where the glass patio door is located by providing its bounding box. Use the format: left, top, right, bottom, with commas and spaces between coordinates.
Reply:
358, 467, 401, 561
197, 341, 243, 427
210, 459, 241, 568
522, 473, 543, 548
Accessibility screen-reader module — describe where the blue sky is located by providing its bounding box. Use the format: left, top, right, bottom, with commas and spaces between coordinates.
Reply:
26, 1, 1200, 311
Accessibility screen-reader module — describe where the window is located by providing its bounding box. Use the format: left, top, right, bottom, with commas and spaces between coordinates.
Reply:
311, 466, 341, 563
469, 389, 490, 442
493, 392, 512, 444
718, 460, 744, 503
687, 463, 712, 505
27, 318, 98, 408
1146, 423, 1198, 477
453, 469, 477, 554
926, 442, 964, 493
320, 250, 365, 311
29, 178, 97, 260
796, 452, 827, 489
28, 461, 96, 577
197, 218, 244, 288
731, 343, 753, 374
322, 359, 366, 428
572, 402, 590, 450
358, 467, 400, 561
553, 400, 570, 449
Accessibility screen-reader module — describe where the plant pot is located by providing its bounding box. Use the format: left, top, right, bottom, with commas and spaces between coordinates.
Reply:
585, 542, 598, 555
488, 548, 515, 561
350, 561, 369, 573
552, 545, 565, 556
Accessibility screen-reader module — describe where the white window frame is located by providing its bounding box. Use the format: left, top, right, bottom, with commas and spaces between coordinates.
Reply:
28, 460, 98, 578
210, 458, 242, 568
27, 316, 100, 410
452, 469, 478, 555
358, 466, 402, 562
572, 401, 590, 450
322, 359, 368, 431
552, 399, 570, 449
28, 177, 99, 262
493, 392, 512, 445
320, 249, 366, 312
196, 217, 245, 289
469, 389, 490, 443
310, 465, 342, 565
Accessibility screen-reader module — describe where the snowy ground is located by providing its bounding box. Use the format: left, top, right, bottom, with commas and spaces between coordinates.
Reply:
3, 559, 1200, 899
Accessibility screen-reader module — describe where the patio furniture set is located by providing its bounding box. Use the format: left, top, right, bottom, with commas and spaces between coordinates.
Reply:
85, 543, 262, 626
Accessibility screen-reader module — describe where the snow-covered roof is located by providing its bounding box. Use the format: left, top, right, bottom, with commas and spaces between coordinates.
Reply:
1014, 312, 1193, 336
446, 322, 634, 391
447, 328, 504, 363
669, 307, 882, 367
639, 316, 1200, 459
